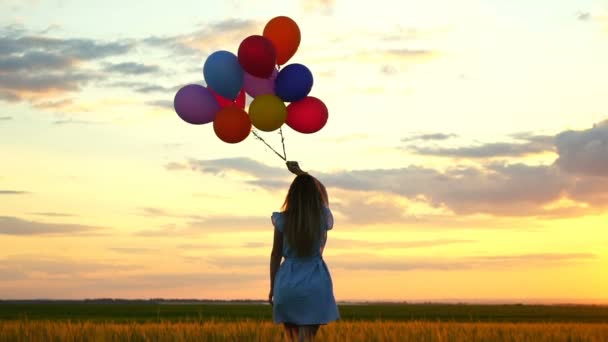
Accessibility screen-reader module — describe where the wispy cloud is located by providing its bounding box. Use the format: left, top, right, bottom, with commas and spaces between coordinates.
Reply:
301, 0, 336, 14
403, 132, 555, 158
0, 255, 137, 276
408, 140, 554, 158
0, 25, 132, 104
52, 118, 103, 125
29, 212, 76, 217
107, 247, 154, 254
332, 194, 410, 224
577, 11, 592, 21
332, 252, 597, 272
32, 98, 74, 109
187, 216, 269, 232
201, 252, 596, 272
328, 238, 476, 249
402, 133, 458, 142
187, 158, 285, 178
0, 216, 105, 235
143, 19, 261, 56
146, 100, 173, 110
0, 190, 29, 195
102, 62, 160, 75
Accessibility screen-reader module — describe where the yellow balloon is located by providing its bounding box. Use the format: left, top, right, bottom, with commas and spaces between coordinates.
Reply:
248, 95, 287, 132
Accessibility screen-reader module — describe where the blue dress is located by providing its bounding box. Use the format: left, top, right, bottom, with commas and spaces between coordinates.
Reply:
271, 207, 340, 325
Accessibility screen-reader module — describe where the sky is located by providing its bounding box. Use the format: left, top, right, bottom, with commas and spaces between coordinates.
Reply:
0, 0, 607, 303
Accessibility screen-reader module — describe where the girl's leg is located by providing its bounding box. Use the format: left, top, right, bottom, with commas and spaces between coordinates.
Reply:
298, 325, 320, 341
283, 322, 298, 341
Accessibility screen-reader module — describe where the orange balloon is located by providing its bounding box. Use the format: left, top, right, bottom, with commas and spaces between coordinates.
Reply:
263, 16, 301, 65
213, 106, 252, 144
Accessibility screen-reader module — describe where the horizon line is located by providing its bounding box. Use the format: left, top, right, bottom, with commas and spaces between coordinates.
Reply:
2, 298, 608, 305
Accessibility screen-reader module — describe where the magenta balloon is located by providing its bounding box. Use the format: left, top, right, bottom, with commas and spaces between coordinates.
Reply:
173, 84, 220, 125
286, 96, 328, 134
243, 68, 278, 98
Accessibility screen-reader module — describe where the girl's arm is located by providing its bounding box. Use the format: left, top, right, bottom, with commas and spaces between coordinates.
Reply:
269, 228, 283, 294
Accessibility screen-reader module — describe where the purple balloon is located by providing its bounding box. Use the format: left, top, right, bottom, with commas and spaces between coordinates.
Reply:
173, 84, 220, 125
243, 68, 278, 98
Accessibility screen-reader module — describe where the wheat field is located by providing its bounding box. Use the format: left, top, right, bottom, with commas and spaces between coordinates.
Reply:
1, 320, 608, 342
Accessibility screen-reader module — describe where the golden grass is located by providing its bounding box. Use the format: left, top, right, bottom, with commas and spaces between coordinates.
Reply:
1, 320, 608, 342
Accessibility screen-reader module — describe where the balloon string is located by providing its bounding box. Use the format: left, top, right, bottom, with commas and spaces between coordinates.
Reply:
252, 130, 286, 161
279, 127, 287, 160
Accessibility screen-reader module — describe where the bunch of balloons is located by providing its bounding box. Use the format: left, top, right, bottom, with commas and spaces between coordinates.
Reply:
173, 16, 329, 145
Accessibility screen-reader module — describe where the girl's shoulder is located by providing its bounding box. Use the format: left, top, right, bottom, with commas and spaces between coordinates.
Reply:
271, 211, 285, 232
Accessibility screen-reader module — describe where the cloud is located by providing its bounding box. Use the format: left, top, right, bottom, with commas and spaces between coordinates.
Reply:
328, 238, 476, 249
164, 162, 189, 171
0, 216, 104, 235
32, 98, 74, 109
0, 255, 137, 277
107, 247, 153, 254
302, 0, 336, 14
146, 100, 173, 109
0, 51, 73, 72
410, 141, 554, 158
380, 64, 398, 75
133, 207, 271, 234
402, 133, 458, 142
201, 252, 596, 272
52, 118, 103, 125
143, 19, 261, 56
176, 155, 608, 217
167, 157, 292, 192
30, 212, 76, 217
179, 241, 268, 250
108, 81, 177, 93
332, 252, 597, 272
138, 207, 175, 217
555, 120, 608, 177
0, 190, 29, 195
186, 216, 270, 232
102, 62, 160, 75
0, 26, 132, 103
405, 133, 555, 158
332, 194, 410, 224
0, 71, 98, 102
134, 85, 176, 94
185, 158, 286, 180
577, 12, 592, 21
170, 120, 608, 218
322, 163, 575, 216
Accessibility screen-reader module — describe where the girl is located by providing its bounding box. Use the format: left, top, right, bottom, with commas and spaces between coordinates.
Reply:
269, 162, 340, 341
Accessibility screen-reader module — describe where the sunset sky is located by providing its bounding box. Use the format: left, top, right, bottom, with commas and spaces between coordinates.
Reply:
1, 0, 607, 303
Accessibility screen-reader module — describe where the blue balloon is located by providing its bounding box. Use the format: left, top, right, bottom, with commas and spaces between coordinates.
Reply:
275, 63, 313, 103
203, 50, 244, 100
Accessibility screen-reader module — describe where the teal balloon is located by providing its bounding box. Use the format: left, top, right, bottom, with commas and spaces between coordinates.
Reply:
203, 51, 244, 100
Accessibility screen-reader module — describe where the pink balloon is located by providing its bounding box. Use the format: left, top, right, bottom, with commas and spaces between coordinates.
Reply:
286, 96, 328, 134
243, 68, 278, 98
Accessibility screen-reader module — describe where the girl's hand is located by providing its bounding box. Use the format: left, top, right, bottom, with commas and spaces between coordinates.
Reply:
268, 289, 274, 306
286, 161, 307, 175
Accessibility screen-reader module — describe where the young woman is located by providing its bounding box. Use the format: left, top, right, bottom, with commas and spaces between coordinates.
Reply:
269, 162, 340, 341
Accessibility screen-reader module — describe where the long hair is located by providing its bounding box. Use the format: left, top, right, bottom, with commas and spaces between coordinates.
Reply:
281, 174, 328, 257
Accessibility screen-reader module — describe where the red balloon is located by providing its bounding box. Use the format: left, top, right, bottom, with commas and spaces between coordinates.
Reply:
211, 88, 246, 109
238, 35, 276, 78
286, 97, 328, 134
213, 106, 252, 144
